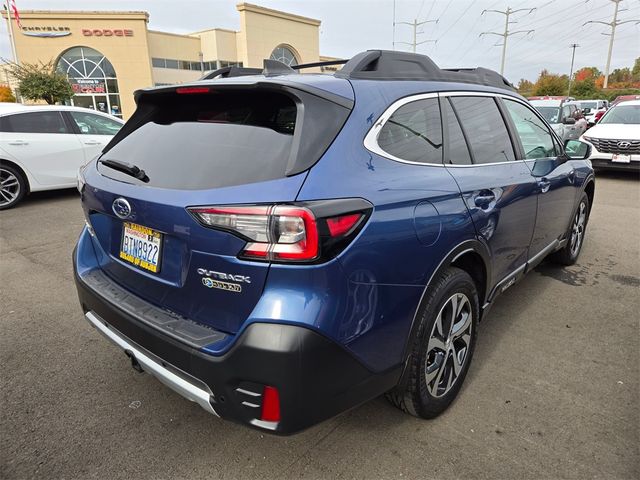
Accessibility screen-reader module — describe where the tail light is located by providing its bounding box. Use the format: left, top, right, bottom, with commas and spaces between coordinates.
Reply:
188, 199, 371, 263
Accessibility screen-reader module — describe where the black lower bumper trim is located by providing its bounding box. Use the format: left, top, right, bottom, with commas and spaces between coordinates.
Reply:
75, 267, 401, 434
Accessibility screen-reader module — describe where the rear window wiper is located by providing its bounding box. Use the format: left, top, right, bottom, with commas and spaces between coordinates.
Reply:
99, 159, 149, 183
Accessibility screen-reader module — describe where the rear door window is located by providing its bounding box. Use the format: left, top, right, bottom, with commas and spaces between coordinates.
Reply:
70, 111, 122, 135
3, 111, 69, 134
377, 98, 443, 164
99, 91, 299, 190
449, 96, 515, 164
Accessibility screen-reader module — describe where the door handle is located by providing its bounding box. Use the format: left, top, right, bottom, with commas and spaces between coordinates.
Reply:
8, 140, 28, 146
83, 140, 102, 145
538, 178, 551, 193
474, 190, 496, 207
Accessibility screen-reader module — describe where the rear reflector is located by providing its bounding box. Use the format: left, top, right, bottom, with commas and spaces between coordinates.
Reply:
176, 87, 210, 94
261, 386, 281, 422
326, 213, 363, 237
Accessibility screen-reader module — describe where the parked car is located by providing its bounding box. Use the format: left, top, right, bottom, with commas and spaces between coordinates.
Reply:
74, 50, 595, 435
581, 99, 640, 171
611, 95, 640, 106
578, 99, 608, 126
0, 104, 124, 209
529, 98, 588, 141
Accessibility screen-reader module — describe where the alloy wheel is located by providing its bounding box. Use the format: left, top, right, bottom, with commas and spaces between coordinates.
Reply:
569, 201, 587, 257
0, 168, 21, 207
425, 293, 473, 398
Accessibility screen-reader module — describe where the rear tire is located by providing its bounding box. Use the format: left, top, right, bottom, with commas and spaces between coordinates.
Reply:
551, 192, 589, 266
387, 267, 479, 419
0, 163, 26, 210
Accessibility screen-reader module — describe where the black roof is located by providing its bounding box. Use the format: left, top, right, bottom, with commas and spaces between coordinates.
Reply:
199, 50, 515, 91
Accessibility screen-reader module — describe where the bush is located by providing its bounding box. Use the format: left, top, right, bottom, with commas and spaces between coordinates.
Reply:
0, 85, 16, 102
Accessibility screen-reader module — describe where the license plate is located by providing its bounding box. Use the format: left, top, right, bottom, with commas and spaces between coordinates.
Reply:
612, 154, 631, 163
119, 222, 162, 273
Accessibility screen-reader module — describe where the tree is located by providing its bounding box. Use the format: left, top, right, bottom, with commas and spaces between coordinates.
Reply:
574, 67, 601, 82
571, 78, 598, 98
6, 60, 73, 104
632, 57, 640, 80
0, 85, 16, 102
533, 70, 568, 96
517, 78, 534, 94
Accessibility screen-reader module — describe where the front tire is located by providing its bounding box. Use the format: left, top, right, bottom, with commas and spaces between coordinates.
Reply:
551, 192, 589, 266
387, 267, 479, 419
0, 163, 26, 210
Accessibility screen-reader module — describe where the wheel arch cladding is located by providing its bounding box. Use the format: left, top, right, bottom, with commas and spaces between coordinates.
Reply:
0, 159, 30, 193
583, 179, 595, 214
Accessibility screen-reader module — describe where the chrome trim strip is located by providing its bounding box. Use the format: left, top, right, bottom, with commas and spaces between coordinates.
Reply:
526, 240, 560, 270
363, 90, 557, 168
241, 401, 260, 408
236, 388, 261, 397
85, 311, 219, 417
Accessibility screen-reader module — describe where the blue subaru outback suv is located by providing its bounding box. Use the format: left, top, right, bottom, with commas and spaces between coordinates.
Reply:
74, 50, 595, 434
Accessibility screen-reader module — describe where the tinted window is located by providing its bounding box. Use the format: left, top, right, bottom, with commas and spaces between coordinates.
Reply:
535, 106, 561, 123
444, 99, 472, 165
377, 98, 443, 164
99, 91, 299, 190
561, 106, 571, 122
504, 99, 556, 159
4, 111, 69, 134
450, 97, 515, 164
70, 111, 122, 135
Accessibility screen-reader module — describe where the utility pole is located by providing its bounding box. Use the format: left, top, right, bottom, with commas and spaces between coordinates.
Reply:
583, 0, 640, 89
480, 6, 536, 75
567, 43, 580, 97
396, 18, 438, 53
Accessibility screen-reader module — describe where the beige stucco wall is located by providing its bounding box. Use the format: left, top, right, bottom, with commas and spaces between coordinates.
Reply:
147, 30, 201, 60
2, 10, 153, 118
192, 28, 238, 63
236, 3, 320, 68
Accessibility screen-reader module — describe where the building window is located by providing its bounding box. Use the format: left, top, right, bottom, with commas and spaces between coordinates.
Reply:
270, 45, 298, 66
151, 58, 231, 72
56, 46, 123, 118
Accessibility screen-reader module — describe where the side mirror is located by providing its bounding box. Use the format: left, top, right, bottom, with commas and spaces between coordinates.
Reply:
582, 108, 591, 114
563, 117, 576, 125
564, 139, 591, 160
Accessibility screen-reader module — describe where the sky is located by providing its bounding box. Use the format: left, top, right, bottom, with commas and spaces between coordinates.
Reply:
1, 0, 639, 83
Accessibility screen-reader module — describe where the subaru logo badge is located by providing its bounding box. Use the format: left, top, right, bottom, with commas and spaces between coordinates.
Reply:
617, 141, 630, 149
112, 197, 132, 219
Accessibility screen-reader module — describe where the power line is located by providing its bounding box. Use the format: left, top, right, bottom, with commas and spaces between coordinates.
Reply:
583, 0, 640, 88
480, 6, 536, 75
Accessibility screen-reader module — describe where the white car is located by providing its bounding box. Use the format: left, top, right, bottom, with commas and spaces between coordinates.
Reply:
581, 100, 640, 172
578, 99, 608, 126
0, 104, 123, 209
529, 98, 588, 142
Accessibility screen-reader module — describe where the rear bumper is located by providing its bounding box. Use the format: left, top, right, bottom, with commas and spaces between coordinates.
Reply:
74, 261, 400, 435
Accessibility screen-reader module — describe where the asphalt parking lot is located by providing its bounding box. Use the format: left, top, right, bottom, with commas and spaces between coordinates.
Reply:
1, 172, 638, 479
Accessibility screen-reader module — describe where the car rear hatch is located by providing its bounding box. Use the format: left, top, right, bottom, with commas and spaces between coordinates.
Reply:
80, 79, 353, 335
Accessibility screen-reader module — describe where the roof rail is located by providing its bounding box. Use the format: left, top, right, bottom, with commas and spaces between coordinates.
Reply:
335, 50, 515, 90
199, 66, 262, 80
291, 59, 348, 70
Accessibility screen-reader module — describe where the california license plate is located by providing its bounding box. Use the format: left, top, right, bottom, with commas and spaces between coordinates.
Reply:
612, 154, 631, 163
119, 222, 162, 273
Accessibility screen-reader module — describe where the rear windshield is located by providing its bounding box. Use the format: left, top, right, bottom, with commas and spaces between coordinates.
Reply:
99, 91, 299, 190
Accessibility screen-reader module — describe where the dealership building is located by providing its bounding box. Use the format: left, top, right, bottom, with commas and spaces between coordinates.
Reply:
2, 3, 334, 119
